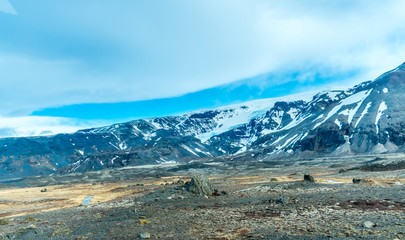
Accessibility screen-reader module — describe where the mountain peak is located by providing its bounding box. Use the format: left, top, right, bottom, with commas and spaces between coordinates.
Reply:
373, 61, 405, 85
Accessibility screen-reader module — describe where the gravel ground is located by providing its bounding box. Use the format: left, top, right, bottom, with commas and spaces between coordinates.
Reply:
0, 175, 404, 239
0, 155, 404, 239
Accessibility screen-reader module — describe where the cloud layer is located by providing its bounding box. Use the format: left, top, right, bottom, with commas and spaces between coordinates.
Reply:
0, 116, 108, 138
0, 0, 16, 15
0, 0, 405, 119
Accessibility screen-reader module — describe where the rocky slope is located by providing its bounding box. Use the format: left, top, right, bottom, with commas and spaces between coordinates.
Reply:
0, 63, 405, 179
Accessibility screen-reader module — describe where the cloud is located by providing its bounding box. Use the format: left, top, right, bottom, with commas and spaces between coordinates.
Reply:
0, 116, 109, 138
0, 0, 405, 117
0, 0, 16, 14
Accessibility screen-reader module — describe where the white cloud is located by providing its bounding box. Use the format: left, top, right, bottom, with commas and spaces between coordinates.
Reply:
1, 0, 405, 116
0, 0, 16, 15
0, 116, 109, 138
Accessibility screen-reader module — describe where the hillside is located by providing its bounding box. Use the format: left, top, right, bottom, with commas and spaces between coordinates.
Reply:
0, 63, 404, 179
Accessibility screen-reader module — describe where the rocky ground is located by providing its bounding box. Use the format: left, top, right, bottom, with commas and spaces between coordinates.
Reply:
0, 154, 404, 239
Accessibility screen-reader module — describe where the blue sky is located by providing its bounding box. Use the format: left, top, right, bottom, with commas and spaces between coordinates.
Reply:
1, 0, 405, 137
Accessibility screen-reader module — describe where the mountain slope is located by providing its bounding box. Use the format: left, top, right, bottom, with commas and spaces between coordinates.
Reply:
1, 63, 405, 179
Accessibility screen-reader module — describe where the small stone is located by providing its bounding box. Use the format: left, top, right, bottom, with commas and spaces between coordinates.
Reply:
353, 179, 367, 184
212, 189, 221, 196
138, 220, 151, 225
27, 224, 37, 229
304, 174, 314, 183
363, 221, 376, 228
0, 219, 9, 225
269, 198, 287, 204
139, 232, 151, 239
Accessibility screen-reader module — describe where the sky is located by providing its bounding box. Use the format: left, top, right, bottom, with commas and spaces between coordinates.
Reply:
1, 0, 405, 138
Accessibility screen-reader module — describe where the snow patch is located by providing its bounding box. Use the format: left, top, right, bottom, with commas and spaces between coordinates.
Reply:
313, 114, 324, 122
143, 132, 156, 141
194, 148, 212, 156
181, 145, 199, 156
326, 91, 341, 101
283, 114, 311, 130
287, 108, 299, 119
193, 92, 315, 142
270, 134, 288, 146
119, 142, 128, 150
313, 90, 371, 129
300, 132, 308, 140
354, 102, 372, 128
274, 134, 300, 153
235, 146, 247, 154
111, 156, 119, 164
375, 101, 387, 134
334, 119, 342, 129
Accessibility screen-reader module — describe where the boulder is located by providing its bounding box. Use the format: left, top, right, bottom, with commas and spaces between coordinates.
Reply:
353, 179, 367, 184
304, 174, 314, 183
184, 175, 215, 196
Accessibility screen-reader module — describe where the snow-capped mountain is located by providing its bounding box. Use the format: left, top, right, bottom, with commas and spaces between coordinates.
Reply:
0, 63, 404, 179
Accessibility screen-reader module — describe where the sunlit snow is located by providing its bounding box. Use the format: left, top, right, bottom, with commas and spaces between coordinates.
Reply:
375, 101, 388, 134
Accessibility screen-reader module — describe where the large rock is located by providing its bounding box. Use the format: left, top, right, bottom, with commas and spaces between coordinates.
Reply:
352, 178, 367, 184
304, 174, 315, 183
184, 175, 215, 196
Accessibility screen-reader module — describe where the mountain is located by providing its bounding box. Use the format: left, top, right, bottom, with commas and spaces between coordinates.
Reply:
1, 63, 405, 179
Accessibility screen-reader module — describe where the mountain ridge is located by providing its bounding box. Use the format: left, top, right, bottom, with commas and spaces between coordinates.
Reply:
0, 63, 404, 179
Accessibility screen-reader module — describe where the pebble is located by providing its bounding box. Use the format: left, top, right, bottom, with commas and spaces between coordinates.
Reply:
139, 232, 151, 239
27, 224, 37, 229
363, 221, 376, 228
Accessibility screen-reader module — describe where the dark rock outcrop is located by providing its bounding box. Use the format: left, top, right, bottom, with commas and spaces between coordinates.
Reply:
184, 175, 215, 196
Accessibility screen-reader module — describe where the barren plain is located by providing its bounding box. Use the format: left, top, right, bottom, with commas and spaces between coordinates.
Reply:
0, 154, 404, 239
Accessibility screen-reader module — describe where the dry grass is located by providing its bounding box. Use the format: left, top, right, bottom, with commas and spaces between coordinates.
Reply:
0, 175, 189, 219
0, 172, 403, 220
0, 182, 144, 219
